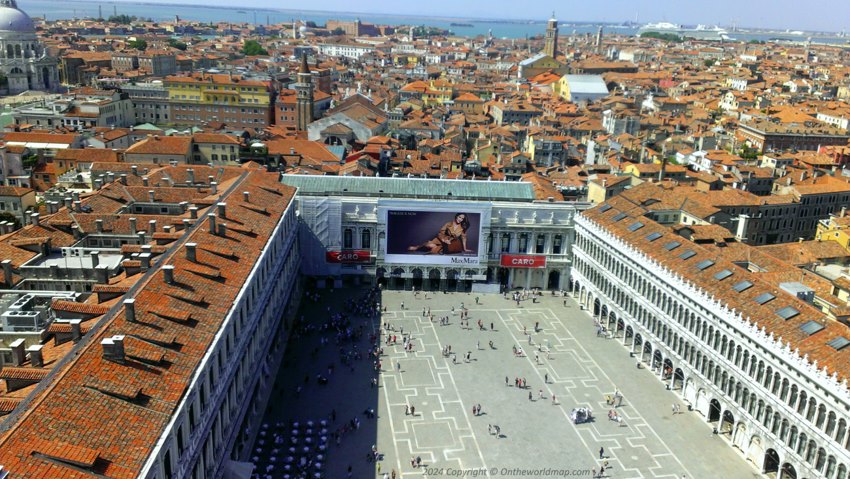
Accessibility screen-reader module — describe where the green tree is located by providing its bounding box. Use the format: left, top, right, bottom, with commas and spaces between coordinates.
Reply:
127, 39, 147, 50
640, 31, 683, 43
242, 40, 268, 56
107, 14, 136, 24
305, 21, 318, 28
167, 38, 188, 50
704, 58, 716, 68
331, 27, 345, 36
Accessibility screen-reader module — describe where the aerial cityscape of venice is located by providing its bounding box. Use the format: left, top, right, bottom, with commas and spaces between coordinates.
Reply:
1, 0, 850, 478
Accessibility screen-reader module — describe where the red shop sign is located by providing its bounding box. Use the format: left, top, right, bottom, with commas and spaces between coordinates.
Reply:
500, 254, 547, 268
326, 250, 373, 264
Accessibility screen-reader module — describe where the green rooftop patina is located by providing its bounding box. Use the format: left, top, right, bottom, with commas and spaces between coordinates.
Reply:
280, 175, 536, 202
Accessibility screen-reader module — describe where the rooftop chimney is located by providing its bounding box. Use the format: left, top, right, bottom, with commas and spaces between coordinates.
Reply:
208, 214, 217, 235
30, 213, 39, 227
119, 174, 128, 185
27, 344, 43, 368
72, 225, 82, 240
124, 298, 136, 323
94, 179, 104, 190
90, 250, 99, 268
64, 197, 72, 209
101, 335, 126, 363
2, 259, 12, 286
186, 243, 197, 262
137, 231, 146, 245
73, 201, 82, 213
217, 202, 226, 218
163, 264, 175, 284
148, 219, 157, 234
218, 223, 227, 237
210, 181, 218, 194
131, 165, 138, 176
189, 207, 198, 219
187, 169, 195, 184
95, 219, 104, 233
70, 319, 82, 342
10, 338, 25, 366
95, 264, 110, 284
243, 191, 250, 203
129, 217, 138, 234
841, 207, 847, 218
143, 177, 149, 187
139, 253, 151, 270
148, 190, 156, 203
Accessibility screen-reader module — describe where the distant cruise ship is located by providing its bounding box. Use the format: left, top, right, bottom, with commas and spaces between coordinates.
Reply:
638, 22, 730, 41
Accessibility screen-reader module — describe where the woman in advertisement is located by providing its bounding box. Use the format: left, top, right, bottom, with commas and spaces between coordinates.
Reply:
408, 213, 474, 255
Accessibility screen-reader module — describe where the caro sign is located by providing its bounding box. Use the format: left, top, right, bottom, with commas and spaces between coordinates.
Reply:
500, 254, 546, 268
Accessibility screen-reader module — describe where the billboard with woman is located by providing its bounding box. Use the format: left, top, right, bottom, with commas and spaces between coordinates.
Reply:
384, 209, 483, 265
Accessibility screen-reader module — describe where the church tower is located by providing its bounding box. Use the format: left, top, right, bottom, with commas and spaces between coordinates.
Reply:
543, 12, 559, 58
294, 53, 314, 132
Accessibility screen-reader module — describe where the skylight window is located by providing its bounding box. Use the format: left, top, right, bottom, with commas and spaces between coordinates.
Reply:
678, 250, 696, 260
627, 222, 644, 232
732, 280, 753, 293
646, 232, 662, 242
612, 213, 628, 222
828, 336, 850, 351
663, 241, 681, 251
599, 204, 612, 212
777, 306, 800, 320
754, 292, 775, 305
714, 269, 733, 281
799, 320, 824, 336
696, 259, 715, 270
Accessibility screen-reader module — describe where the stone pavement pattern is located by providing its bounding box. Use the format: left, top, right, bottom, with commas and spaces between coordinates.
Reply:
257, 288, 763, 479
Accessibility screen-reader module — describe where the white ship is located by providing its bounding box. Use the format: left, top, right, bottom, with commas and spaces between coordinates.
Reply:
638, 22, 730, 41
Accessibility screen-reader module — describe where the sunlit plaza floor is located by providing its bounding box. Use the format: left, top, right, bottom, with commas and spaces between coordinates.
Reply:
254, 287, 762, 479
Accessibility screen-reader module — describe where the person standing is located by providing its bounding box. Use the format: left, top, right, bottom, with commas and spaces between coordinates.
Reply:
599, 446, 604, 459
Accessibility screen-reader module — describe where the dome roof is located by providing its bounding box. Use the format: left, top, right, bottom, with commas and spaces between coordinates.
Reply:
0, 2, 34, 33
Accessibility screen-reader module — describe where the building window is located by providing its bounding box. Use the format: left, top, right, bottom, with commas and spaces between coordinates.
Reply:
501, 233, 510, 252
535, 234, 546, 254
361, 229, 371, 249
553, 234, 562, 254
343, 228, 353, 249
518, 234, 528, 252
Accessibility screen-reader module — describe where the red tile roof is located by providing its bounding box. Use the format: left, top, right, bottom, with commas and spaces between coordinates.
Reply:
0, 166, 296, 478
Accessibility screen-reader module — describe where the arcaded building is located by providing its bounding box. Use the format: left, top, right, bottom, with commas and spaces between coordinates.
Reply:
573, 195, 850, 479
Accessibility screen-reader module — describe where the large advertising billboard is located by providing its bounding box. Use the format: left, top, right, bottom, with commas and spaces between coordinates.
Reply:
384, 209, 483, 265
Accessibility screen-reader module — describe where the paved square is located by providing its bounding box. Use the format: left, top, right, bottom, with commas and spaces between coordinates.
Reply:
256, 288, 762, 479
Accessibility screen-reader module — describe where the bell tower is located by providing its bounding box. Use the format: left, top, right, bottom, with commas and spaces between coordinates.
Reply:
294, 53, 314, 132
544, 12, 558, 58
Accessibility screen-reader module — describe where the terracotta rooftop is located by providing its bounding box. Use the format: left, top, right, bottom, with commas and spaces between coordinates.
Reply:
0, 165, 296, 478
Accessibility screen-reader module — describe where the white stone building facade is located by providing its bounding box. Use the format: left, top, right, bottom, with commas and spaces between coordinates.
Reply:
572, 211, 850, 479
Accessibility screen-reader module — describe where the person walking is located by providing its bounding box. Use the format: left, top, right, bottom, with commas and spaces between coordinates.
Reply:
505, 376, 509, 387
599, 446, 605, 459
529, 391, 533, 401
